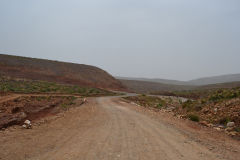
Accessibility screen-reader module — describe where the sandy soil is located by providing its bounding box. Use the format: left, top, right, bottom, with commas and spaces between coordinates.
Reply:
0, 96, 239, 160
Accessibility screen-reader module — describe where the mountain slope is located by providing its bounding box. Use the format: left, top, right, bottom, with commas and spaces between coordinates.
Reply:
0, 54, 125, 90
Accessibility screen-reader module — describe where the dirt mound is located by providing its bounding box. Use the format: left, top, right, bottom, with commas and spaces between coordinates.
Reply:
0, 95, 80, 129
0, 54, 126, 91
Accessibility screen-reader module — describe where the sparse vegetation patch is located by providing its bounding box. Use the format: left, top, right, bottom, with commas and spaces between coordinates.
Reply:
123, 95, 180, 111
187, 114, 200, 122
0, 76, 117, 97
124, 88, 240, 137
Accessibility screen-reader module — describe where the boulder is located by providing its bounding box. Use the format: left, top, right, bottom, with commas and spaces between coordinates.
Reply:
0, 112, 27, 129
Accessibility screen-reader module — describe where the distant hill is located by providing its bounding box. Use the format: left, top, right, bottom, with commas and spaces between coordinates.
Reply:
196, 81, 240, 90
119, 79, 194, 93
117, 74, 240, 86
0, 54, 126, 90
118, 76, 240, 93
188, 74, 240, 86
116, 77, 187, 85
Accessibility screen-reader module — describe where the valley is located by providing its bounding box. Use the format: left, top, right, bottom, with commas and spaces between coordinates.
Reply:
0, 54, 240, 160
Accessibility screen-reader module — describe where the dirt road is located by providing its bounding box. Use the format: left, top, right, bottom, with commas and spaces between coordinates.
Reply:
0, 97, 239, 160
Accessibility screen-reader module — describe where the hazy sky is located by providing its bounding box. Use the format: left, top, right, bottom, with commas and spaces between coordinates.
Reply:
0, 0, 240, 80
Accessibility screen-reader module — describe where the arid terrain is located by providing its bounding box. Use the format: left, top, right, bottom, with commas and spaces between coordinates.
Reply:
0, 95, 240, 160
1, 0, 240, 159
0, 55, 240, 160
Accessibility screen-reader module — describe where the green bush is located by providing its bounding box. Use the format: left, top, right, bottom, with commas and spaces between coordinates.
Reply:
187, 114, 200, 122
156, 103, 163, 109
182, 100, 193, 109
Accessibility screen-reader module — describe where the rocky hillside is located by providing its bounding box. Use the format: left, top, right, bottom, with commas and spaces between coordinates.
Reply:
124, 88, 240, 138
0, 54, 125, 91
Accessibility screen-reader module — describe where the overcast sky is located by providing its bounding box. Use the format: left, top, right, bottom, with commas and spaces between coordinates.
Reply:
0, 0, 239, 81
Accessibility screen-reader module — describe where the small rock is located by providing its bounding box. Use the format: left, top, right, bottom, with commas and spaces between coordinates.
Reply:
214, 127, 221, 131
227, 122, 235, 127
23, 120, 32, 129
24, 120, 31, 125
214, 108, 218, 112
22, 124, 27, 128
